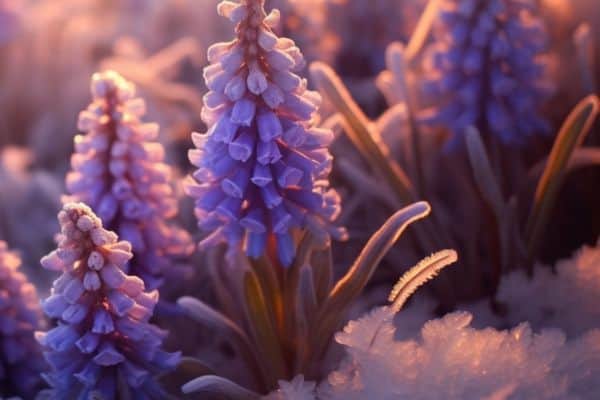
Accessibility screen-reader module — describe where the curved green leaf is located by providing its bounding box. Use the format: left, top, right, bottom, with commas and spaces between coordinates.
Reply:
309, 61, 415, 204
310, 202, 431, 361
181, 375, 260, 399
525, 95, 599, 265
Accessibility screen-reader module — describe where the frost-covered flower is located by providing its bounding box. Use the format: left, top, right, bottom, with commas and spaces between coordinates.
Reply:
66, 70, 192, 289
421, 0, 552, 145
37, 203, 180, 399
187, 0, 345, 265
0, 241, 45, 398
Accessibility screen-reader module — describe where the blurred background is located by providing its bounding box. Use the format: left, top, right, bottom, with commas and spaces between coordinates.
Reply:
0, 0, 598, 304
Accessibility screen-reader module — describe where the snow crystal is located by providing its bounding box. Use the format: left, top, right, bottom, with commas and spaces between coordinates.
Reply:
264, 375, 317, 400
320, 308, 600, 400
465, 239, 600, 337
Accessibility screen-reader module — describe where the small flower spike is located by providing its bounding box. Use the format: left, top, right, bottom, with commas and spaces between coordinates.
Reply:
187, 0, 345, 266
37, 203, 180, 399
0, 241, 45, 398
66, 70, 193, 289
421, 0, 552, 146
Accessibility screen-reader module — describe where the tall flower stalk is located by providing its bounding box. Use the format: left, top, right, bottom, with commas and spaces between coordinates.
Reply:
66, 70, 192, 289
37, 202, 180, 399
175, 6, 457, 399
0, 241, 45, 398
186, 0, 345, 266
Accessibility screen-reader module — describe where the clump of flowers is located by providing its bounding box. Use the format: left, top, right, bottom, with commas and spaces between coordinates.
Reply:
66, 70, 192, 289
421, 0, 553, 145
37, 202, 180, 399
0, 241, 45, 398
186, 0, 345, 265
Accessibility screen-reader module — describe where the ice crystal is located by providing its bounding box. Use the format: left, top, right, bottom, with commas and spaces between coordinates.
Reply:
187, 0, 344, 265
421, 0, 552, 145
264, 375, 317, 400
465, 238, 600, 338
37, 203, 180, 399
65, 70, 192, 289
0, 241, 45, 398
320, 308, 600, 399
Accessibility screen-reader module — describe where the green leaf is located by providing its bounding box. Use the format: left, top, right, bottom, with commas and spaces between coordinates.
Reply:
527, 147, 600, 179
177, 296, 264, 390
384, 43, 426, 196
310, 202, 432, 362
326, 201, 432, 308
176, 356, 215, 377
525, 95, 600, 265
405, 0, 442, 61
309, 61, 415, 205
243, 269, 287, 388
159, 356, 216, 399
310, 244, 334, 306
465, 126, 505, 216
177, 296, 250, 346
249, 255, 282, 334
181, 375, 260, 399
465, 126, 511, 276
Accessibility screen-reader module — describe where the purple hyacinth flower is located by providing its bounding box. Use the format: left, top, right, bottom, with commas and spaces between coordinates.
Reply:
65, 70, 193, 289
421, 0, 553, 146
186, 0, 345, 266
0, 241, 45, 398
37, 203, 180, 399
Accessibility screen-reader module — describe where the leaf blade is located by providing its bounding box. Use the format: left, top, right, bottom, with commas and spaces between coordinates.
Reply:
525, 95, 599, 263
181, 375, 260, 399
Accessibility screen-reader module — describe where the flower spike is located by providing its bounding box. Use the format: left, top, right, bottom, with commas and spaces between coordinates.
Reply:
37, 203, 180, 399
421, 0, 553, 146
187, 0, 345, 265
66, 70, 193, 289
0, 241, 45, 398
